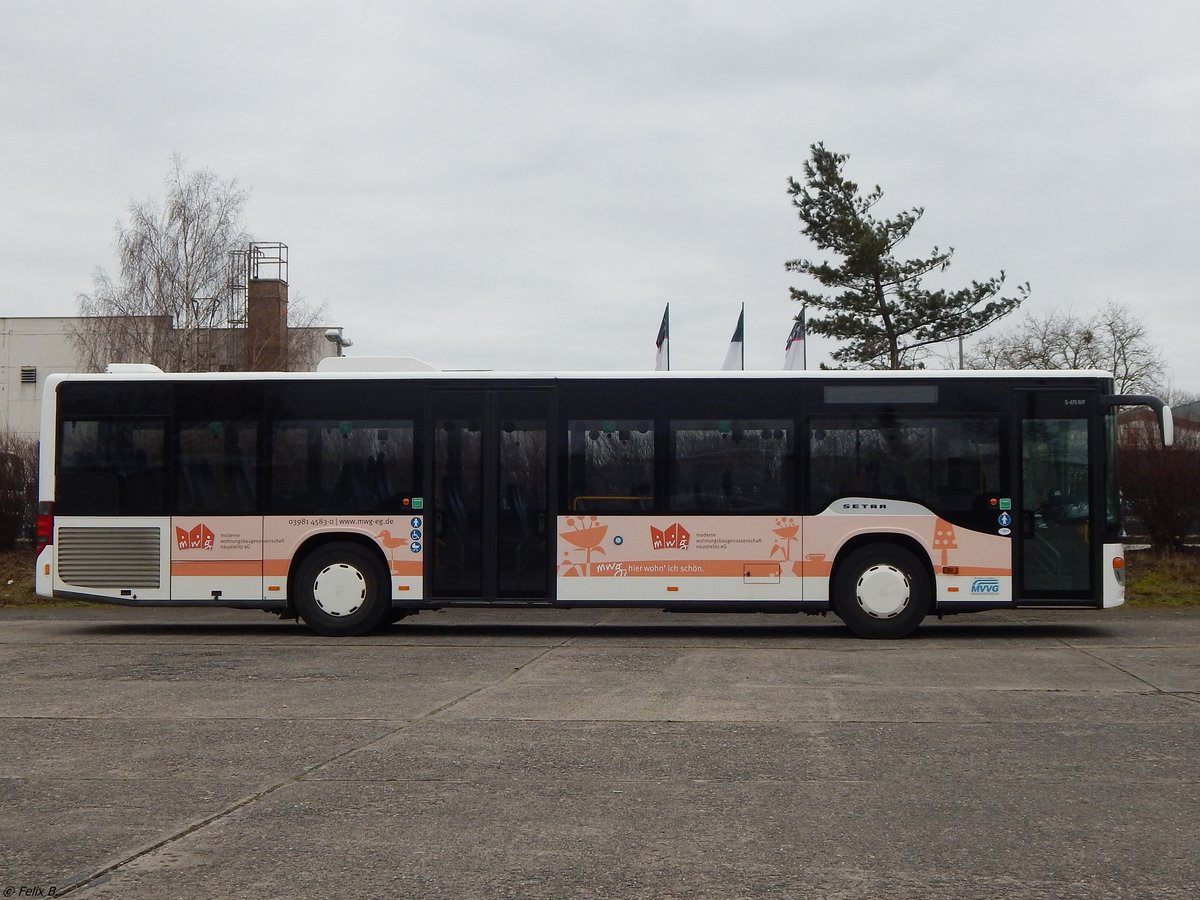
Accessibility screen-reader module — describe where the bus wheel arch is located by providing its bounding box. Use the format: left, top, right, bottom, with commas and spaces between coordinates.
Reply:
830, 536, 933, 639
289, 536, 391, 636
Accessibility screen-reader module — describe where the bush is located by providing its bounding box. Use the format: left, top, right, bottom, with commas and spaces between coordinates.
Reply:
1120, 420, 1200, 552
0, 431, 37, 550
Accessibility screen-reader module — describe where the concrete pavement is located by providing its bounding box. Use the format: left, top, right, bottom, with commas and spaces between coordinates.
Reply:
1, 605, 1198, 898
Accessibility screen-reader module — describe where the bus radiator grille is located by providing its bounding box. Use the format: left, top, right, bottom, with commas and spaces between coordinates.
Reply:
58, 527, 162, 589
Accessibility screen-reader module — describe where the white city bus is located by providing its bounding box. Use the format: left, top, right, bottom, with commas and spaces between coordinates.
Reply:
35, 363, 1171, 638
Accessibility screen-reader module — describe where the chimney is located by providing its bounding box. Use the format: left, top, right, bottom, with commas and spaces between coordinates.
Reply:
245, 243, 288, 371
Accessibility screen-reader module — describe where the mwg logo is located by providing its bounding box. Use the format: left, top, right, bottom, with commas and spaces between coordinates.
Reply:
649, 523, 690, 551
176, 523, 215, 551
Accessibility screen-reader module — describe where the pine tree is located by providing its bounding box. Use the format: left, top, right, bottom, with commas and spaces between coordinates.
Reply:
786, 143, 1028, 369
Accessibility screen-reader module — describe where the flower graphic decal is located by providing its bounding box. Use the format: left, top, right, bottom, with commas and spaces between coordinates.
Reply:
559, 516, 608, 576
769, 517, 798, 561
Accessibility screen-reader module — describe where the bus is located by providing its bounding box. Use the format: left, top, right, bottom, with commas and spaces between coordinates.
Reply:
34, 362, 1172, 638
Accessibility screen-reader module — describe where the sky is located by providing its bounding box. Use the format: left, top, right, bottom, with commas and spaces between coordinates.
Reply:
2, 0, 1199, 389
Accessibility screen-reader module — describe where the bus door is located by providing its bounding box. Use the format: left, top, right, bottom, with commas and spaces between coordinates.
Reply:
429, 390, 552, 601
1014, 390, 1098, 602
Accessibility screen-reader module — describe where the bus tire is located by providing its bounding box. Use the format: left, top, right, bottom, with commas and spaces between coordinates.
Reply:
833, 544, 930, 639
294, 543, 390, 637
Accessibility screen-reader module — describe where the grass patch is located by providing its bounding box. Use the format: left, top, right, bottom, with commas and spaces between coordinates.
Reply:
0, 548, 99, 608
1125, 547, 1200, 607
0, 548, 38, 606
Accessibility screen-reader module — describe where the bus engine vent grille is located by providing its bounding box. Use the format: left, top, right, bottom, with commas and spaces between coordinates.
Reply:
58, 527, 162, 589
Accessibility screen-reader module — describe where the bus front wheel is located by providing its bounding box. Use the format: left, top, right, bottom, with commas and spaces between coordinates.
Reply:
833, 544, 930, 639
294, 543, 390, 637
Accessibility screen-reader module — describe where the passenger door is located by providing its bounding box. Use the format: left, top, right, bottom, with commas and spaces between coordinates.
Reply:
429, 390, 551, 601
1015, 390, 1098, 602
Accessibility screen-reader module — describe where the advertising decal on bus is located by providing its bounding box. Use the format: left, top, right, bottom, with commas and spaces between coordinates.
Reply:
176, 523, 215, 551
557, 504, 1012, 604
168, 516, 425, 598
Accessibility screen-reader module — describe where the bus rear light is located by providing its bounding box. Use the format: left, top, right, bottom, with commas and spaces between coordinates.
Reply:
35, 501, 54, 557
1112, 556, 1126, 586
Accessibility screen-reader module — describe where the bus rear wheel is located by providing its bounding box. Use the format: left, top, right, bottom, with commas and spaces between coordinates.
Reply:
833, 544, 930, 639
294, 543, 390, 637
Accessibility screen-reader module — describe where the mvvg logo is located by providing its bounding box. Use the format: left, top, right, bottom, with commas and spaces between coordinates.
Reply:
650, 523, 690, 550
971, 578, 1001, 594
176, 523, 215, 551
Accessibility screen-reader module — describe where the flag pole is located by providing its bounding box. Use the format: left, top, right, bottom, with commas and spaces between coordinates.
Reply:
801, 306, 807, 371
655, 303, 670, 371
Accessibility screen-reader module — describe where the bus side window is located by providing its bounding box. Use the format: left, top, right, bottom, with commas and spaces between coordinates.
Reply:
58, 418, 167, 516
810, 417, 1002, 514
177, 421, 258, 515
567, 420, 654, 513
271, 420, 415, 515
669, 420, 791, 513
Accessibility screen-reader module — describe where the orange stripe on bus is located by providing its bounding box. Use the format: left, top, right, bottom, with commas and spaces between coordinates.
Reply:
172, 561, 263, 577
588, 560, 763, 578
578, 560, 1013, 579
941, 567, 1012, 577
176, 559, 423, 579
264, 559, 290, 577
388, 561, 423, 577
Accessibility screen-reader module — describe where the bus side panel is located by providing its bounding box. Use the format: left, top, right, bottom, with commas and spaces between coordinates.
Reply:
262, 515, 425, 603
556, 514, 802, 604
35, 374, 62, 600
170, 515, 264, 601
556, 505, 1013, 608
34, 544, 52, 598
52, 516, 172, 602
1102, 542, 1126, 608
806, 500, 1014, 606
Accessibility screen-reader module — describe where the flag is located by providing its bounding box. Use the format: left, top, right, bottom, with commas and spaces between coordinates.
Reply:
783, 311, 805, 370
654, 303, 669, 371
721, 305, 744, 371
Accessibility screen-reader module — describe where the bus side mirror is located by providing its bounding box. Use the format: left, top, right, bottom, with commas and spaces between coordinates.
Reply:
1101, 395, 1173, 447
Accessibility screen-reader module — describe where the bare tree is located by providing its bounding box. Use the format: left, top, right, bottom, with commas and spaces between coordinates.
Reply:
968, 301, 1166, 394
73, 156, 330, 373
73, 154, 250, 372
1151, 383, 1198, 408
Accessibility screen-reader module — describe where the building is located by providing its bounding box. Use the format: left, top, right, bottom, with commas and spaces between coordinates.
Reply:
1, 246, 343, 438
0, 315, 341, 439
0, 317, 86, 440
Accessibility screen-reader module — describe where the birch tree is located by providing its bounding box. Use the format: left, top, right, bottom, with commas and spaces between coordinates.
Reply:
73, 154, 250, 371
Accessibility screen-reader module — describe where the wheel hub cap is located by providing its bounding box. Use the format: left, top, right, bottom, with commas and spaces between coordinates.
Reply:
312, 563, 366, 617
856, 564, 910, 618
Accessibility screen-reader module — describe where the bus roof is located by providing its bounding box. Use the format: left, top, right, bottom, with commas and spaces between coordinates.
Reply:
48, 367, 1117, 383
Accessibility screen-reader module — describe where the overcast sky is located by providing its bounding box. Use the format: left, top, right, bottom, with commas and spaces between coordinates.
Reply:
2, 1, 1198, 389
